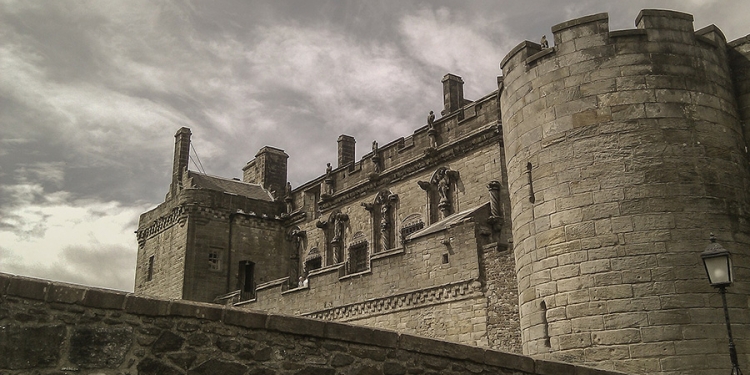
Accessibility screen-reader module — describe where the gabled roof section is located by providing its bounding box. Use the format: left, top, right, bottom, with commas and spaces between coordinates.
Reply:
405, 203, 489, 241
186, 171, 274, 201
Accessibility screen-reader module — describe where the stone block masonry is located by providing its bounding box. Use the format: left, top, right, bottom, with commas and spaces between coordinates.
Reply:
501, 9, 750, 374
0, 273, 625, 375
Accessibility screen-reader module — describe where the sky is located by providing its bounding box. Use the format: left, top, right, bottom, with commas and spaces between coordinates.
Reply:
1, 0, 748, 292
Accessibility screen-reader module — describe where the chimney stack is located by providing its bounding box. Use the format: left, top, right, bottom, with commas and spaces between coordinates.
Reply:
169, 127, 191, 199
337, 135, 356, 167
441, 74, 465, 115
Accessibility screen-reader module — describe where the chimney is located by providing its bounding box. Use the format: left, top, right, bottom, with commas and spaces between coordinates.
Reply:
243, 146, 289, 198
169, 127, 191, 199
337, 135, 356, 167
441, 73, 465, 115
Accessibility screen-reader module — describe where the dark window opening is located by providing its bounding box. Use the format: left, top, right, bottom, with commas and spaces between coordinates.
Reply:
442, 253, 449, 264
238, 260, 255, 299
147, 255, 154, 281
348, 242, 368, 274
208, 251, 220, 270
400, 220, 425, 241
305, 257, 322, 272
540, 300, 551, 348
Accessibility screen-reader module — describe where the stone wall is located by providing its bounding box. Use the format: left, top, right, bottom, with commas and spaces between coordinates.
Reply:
0, 273, 625, 375
500, 9, 750, 374
244, 217, 491, 348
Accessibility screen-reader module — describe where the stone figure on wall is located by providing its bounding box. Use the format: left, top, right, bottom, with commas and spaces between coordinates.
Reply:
430, 167, 459, 219
330, 212, 348, 264
427, 110, 438, 149
323, 163, 334, 197
290, 228, 306, 252
540, 35, 549, 49
284, 182, 294, 213
371, 141, 381, 173
437, 169, 450, 205
380, 204, 390, 251
331, 212, 348, 244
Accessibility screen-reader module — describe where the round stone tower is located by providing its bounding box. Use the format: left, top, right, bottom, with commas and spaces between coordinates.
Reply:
500, 10, 750, 374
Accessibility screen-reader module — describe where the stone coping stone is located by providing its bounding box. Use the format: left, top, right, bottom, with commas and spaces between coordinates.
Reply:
635, 9, 693, 27
0, 272, 629, 375
551, 12, 608, 33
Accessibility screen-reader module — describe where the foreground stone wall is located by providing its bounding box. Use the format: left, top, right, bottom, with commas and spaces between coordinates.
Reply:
0, 273, 624, 375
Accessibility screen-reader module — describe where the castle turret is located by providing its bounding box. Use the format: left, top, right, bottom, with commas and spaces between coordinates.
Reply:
501, 10, 750, 374
243, 146, 289, 198
168, 127, 191, 199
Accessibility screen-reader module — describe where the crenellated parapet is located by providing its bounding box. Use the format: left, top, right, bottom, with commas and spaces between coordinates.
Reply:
500, 9, 750, 374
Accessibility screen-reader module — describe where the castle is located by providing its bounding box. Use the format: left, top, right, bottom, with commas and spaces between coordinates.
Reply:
135, 10, 750, 374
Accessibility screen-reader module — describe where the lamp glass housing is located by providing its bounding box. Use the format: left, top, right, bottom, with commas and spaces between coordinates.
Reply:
702, 252, 733, 287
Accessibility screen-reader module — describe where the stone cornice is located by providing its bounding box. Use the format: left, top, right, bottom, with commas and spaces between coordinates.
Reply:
318, 123, 501, 212
303, 278, 483, 322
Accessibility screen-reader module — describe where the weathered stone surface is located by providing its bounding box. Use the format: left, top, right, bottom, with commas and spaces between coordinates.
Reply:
189, 358, 248, 375
69, 326, 133, 368
137, 357, 183, 375
167, 351, 197, 369
152, 330, 185, 353
0, 324, 64, 369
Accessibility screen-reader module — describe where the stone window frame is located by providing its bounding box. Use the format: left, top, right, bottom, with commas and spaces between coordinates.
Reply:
208, 249, 221, 271
347, 234, 369, 274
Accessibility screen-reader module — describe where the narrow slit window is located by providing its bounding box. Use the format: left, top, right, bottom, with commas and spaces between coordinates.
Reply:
147, 255, 154, 281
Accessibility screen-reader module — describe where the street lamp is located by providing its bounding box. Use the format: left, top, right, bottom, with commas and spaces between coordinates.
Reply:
701, 234, 743, 375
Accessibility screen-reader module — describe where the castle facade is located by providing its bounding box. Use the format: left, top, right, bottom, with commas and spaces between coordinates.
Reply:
135, 10, 750, 374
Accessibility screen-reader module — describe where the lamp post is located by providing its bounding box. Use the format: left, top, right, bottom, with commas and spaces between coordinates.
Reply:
701, 234, 743, 375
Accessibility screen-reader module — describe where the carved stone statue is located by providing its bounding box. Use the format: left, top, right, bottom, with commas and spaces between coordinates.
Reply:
371, 141, 381, 173
427, 111, 435, 129
540, 35, 549, 49
437, 169, 450, 205
380, 204, 390, 251
284, 182, 294, 213
332, 212, 348, 243
323, 163, 334, 197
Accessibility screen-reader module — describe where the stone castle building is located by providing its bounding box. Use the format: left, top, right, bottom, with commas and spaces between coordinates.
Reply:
135, 10, 750, 374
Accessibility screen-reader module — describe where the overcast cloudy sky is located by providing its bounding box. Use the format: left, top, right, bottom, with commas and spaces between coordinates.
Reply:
1, 0, 748, 292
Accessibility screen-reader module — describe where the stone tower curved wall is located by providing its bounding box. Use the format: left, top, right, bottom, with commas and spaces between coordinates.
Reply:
500, 10, 750, 374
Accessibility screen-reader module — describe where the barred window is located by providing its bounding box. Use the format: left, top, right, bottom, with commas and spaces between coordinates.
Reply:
400, 219, 425, 240
208, 251, 220, 270
348, 242, 368, 274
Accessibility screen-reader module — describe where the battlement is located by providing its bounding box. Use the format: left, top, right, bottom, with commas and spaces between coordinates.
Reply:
501, 9, 729, 78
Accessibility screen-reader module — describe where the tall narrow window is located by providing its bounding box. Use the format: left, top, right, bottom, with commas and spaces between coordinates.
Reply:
147, 255, 154, 281
238, 260, 255, 299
